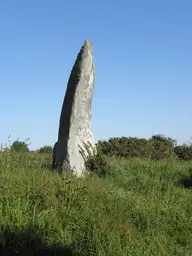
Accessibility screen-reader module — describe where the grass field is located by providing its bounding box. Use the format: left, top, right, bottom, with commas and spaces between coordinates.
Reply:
0, 151, 192, 255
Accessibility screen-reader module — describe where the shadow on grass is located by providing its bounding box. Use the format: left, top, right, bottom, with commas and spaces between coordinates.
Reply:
179, 168, 192, 189
0, 230, 79, 256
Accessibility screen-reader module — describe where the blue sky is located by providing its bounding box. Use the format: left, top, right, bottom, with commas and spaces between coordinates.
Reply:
0, 0, 191, 149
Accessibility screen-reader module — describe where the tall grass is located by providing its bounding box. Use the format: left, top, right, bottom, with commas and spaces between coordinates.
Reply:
0, 151, 192, 255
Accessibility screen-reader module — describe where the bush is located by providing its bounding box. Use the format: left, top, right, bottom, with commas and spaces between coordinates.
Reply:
174, 145, 192, 160
149, 134, 175, 160
150, 134, 176, 147
11, 140, 29, 153
149, 140, 173, 160
97, 137, 151, 158
83, 142, 109, 176
38, 145, 53, 154
97, 134, 176, 160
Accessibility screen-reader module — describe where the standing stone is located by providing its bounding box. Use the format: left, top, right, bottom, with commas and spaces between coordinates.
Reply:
53, 40, 95, 176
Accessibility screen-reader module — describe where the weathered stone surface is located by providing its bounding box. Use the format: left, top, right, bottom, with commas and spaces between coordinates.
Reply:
53, 40, 95, 176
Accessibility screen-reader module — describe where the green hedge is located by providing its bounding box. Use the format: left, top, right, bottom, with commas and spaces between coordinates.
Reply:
97, 135, 192, 160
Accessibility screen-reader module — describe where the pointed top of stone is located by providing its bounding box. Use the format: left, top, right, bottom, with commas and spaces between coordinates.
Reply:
84, 40, 92, 45
81, 40, 92, 54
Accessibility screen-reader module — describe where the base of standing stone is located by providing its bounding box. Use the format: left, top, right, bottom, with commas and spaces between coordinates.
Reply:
52, 140, 96, 176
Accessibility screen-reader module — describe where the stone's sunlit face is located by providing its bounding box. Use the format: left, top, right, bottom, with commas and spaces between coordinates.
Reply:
53, 40, 96, 176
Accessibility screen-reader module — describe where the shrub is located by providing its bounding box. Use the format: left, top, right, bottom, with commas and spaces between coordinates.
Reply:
174, 145, 192, 160
149, 140, 173, 160
97, 137, 151, 158
97, 134, 176, 160
38, 145, 53, 154
11, 140, 29, 153
83, 142, 109, 176
149, 134, 175, 160
150, 134, 176, 148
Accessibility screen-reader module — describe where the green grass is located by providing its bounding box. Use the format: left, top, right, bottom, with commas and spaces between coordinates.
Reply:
0, 152, 192, 255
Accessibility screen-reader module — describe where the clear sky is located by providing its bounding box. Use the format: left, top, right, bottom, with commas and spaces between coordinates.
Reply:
0, 0, 191, 150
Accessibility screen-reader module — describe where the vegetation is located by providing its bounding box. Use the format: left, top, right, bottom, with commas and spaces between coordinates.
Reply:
174, 145, 192, 160
97, 134, 192, 161
0, 147, 192, 255
11, 140, 29, 153
83, 142, 109, 176
38, 145, 53, 154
